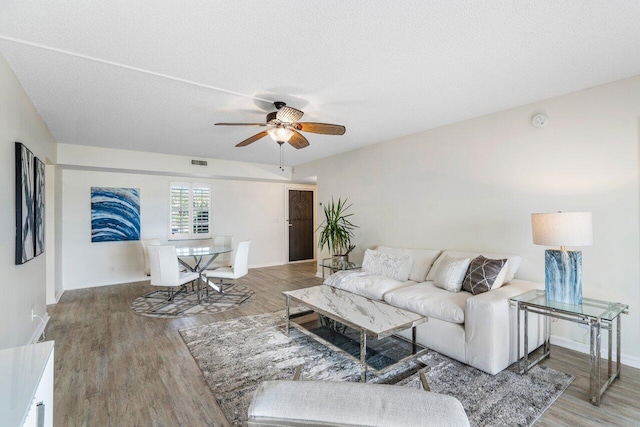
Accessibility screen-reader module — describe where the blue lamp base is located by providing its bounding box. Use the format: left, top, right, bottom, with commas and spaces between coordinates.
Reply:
544, 249, 582, 305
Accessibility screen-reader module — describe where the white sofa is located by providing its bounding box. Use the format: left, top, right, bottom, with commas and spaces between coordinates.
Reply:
325, 246, 545, 375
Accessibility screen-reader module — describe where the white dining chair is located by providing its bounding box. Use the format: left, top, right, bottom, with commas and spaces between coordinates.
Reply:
148, 245, 201, 314
204, 240, 251, 298
140, 238, 161, 276
208, 235, 235, 270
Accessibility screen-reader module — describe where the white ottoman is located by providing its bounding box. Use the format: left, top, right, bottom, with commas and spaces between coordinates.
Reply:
248, 379, 470, 427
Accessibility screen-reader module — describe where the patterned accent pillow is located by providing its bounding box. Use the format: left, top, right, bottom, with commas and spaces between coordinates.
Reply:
361, 249, 412, 282
462, 256, 508, 295
433, 255, 471, 293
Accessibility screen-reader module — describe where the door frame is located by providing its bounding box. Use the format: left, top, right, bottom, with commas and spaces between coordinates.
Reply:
284, 185, 317, 264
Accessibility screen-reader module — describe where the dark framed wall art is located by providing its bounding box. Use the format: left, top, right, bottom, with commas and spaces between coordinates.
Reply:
15, 142, 36, 264
34, 157, 45, 256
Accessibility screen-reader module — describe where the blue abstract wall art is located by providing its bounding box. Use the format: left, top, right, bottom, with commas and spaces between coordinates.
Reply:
91, 187, 140, 242
544, 249, 582, 305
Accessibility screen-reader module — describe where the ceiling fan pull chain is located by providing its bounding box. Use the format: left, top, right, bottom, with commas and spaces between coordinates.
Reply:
278, 141, 284, 171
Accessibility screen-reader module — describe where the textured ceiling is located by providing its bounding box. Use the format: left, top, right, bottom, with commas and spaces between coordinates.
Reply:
1, 1, 640, 166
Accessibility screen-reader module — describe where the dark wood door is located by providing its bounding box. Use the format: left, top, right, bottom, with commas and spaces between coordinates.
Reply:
288, 190, 314, 261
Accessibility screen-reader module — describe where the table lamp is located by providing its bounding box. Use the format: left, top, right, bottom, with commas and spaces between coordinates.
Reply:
531, 212, 592, 305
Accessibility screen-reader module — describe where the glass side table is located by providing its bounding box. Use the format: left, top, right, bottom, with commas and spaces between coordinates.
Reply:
319, 258, 361, 279
510, 290, 628, 406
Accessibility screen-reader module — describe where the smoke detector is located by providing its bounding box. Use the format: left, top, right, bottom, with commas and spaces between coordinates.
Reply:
531, 113, 549, 128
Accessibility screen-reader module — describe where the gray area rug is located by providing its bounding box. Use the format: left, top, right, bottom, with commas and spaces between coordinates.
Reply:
130, 285, 254, 318
180, 311, 573, 426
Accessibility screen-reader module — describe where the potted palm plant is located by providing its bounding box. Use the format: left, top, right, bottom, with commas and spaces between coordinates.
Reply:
317, 197, 357, 264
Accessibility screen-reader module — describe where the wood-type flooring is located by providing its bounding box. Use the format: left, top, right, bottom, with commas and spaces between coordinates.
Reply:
46, 262, 640, 426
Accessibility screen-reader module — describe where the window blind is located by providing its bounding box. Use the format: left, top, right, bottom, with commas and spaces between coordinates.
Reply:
169, 182, 211, 239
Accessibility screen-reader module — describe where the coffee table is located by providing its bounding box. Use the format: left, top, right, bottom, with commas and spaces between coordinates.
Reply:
283, 285, 428, 382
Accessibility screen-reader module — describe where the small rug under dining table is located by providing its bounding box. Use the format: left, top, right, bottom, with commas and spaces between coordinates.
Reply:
130, 285, 254, 318
180, 310, 573, 426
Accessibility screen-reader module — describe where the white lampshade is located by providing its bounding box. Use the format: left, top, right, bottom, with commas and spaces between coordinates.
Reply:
267, 127, 294, 142
531, 212, 593, 247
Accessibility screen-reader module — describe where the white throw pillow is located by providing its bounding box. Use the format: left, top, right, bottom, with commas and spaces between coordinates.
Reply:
433, 255, 471, 293
376, 246, 442, 282
426, 250, 522, 283
361, 249, 412, 282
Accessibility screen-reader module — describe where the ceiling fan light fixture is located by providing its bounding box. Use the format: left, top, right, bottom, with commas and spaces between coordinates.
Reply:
267, 127, 294, 142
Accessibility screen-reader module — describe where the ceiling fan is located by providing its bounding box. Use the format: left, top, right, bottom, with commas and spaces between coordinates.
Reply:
215, 101, 346, 169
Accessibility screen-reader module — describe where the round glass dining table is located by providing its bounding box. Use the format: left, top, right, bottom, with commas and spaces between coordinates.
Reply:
174, 246, 233, 303
175, 246, 233, 273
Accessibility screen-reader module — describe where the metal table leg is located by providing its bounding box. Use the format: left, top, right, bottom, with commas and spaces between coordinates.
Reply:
608, 319, 613, 380
516, 301, 521, 372
412, 326, 417, 354
590, 317, 602, 406
286, 295, 290, 336
360, 330, 367, 382
595, 318, 602, 406
617, 315, 621, 379
524, 306, 529, 373
543, 310, 551, 356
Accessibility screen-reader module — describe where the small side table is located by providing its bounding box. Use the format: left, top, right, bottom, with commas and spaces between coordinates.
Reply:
510, 290, 628, 406
319, 258, 361, 279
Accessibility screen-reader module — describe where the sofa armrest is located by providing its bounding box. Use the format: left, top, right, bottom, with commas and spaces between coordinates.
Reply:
464, 280, 543, 375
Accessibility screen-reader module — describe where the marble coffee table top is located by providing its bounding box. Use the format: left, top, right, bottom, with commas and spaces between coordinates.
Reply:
284, 285, 426, 339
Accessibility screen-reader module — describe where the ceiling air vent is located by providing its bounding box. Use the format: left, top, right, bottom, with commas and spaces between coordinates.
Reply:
191, 160, 208, 166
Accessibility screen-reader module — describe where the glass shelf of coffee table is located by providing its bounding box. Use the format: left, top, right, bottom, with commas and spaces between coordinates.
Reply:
319, 258, 361, 279
510, 289, 628, 406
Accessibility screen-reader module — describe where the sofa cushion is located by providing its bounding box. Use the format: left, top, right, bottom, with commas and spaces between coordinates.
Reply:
376, 246, 442, 282
462, 256, 508, 295
362, 249, 412, 282
433, 255, 471, 293
324, 270, 414, 301
383, 282, 472, 324
426, 250, 522, 283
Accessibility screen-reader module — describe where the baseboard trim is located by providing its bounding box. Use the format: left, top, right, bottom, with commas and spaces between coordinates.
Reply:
47, 288, 64, 304
30, 312, 50, 344
287, 259, 316, 265
64, 275, 150, 290
248, 262, 286, 269
550, 334, 640, 369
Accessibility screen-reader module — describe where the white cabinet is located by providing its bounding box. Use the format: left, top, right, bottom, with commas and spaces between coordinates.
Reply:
0, 341, 54, 427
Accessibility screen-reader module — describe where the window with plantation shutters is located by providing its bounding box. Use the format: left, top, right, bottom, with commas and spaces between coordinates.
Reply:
169, 182, 211, 240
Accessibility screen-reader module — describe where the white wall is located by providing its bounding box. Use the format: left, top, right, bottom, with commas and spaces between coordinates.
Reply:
294, 76, 640, 362
0, 52, 57, 349
44, 164, 58, 304
60, 169, 291, 290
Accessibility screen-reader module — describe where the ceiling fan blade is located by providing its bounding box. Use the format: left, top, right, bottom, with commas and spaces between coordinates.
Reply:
236, 131, 268, 147
288, 131, 310, 149
276, 106, 304, 123
291, 122, 346, 135
215, 123, 267, 126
